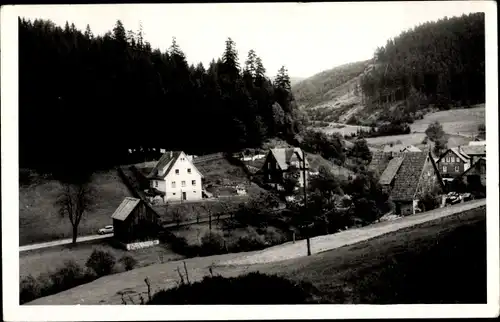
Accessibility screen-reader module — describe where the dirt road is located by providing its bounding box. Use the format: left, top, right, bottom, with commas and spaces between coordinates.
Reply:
219, 199, 487, 266
19, 234, 113, 252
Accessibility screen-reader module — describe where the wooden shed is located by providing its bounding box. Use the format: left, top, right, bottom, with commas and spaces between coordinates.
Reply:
111, 197, 160, 250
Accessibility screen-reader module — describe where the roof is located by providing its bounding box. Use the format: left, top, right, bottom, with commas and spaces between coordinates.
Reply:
111, 197, 141, 221
383, 144, 421, 153
449, 147, 470, 163
147, 151, 183, 179
461, 157, 486, 177
269, 148, 309, 170
469, 140, 486, 146
379, 156, 405, 185
390, 152, 429, 201
460, 145, 486, 156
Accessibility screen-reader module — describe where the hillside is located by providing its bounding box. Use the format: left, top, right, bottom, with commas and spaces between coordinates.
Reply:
292, 60, 371, 109
295, 13, 485, 126
26, 203, 485, 305
19, 169, 132, 245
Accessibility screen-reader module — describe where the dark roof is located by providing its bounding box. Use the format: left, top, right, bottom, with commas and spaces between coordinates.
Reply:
390, 152, 429, 201
370, 150, 440, 201
147, 151, 183, 179
111, 197, 141, 221
461, 157, 486, 177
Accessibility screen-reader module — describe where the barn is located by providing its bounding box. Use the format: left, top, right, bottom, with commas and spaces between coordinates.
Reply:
111, 197, 161, 250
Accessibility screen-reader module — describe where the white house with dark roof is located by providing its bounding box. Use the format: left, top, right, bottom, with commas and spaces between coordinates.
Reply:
147, 151, 204, 202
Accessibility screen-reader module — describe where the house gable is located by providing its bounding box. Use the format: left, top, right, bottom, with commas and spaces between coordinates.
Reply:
164, 151, 204, 181
390, 152, 428, 201
414, 154, 444, 198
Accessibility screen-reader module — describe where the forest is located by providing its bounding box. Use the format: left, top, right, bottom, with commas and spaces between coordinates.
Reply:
360, 12, 485, 110
19, 18, 308, 175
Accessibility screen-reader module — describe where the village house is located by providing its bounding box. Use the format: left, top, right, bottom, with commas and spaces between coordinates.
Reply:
369, 150, 444, 216
459, 157, 486, 194
436, 144, 486, 180
146, 151, 204, 203
111, 197, 160, 250
261, 147, 310, 190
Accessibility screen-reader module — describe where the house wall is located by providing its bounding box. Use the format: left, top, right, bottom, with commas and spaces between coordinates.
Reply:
396, 201, 414, 216
162, 152, 203, 202
262, 153, 282, 183
437, 150, 468, 178
114, 202, 159, 243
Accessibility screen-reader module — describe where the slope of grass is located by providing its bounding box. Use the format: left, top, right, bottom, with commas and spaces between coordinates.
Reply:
19, 239, 183, 279
25, 205, 485, 305
410, 105, 485, 137
19, 169, 133, 246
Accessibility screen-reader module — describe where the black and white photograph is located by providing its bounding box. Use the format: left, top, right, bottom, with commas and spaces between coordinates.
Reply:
1, 1, 498, 320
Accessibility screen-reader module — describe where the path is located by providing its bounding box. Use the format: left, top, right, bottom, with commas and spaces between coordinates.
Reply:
219, 199, 486, 266
19, 234, 113, 252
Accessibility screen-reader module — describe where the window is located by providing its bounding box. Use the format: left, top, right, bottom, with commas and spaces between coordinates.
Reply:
187, 168, 191, 174
175, 169, 179, 175
192, 180, 196, 186
455, 157, 460, 163
455, 166, 460, 172
193, 191, 196, 193
154, 181, 158, 188
172, 193, 176, 196
180, 157, 185, 161
442, 166, 447, 173
181, 181, 186, 187
171, 181, 176, 188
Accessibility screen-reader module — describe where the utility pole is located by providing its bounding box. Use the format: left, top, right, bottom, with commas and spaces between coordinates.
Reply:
302, 150, 311, 256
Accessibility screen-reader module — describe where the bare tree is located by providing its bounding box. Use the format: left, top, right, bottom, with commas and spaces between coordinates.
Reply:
56, 182, 93, 244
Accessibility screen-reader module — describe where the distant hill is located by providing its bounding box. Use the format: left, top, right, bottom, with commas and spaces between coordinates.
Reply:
292, 60, 371, 109
290, 77, 305, 87
295, 12, 485, 127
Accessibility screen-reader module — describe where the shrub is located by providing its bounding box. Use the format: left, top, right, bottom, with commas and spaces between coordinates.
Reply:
232, 227, 266, 252
263, 226, 286, 245
200, 229, 226, 255
20, 275, 41, 304
85, 249, 116, 277
418, 191, 441, 212
148, 272, 317, 304
119, 255, 138, 271
49, 260, 88, 294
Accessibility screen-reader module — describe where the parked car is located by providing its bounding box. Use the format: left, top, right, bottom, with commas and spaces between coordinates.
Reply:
98, 225, 114, 235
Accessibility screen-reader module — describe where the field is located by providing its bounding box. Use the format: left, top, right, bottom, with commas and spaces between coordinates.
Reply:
19, 169, 132, 246
196, 157, 266, 197
306, 153, 354, 178
313, 123, 372, 136
26, 203, 485, 305
364, 132, 472, 149
19, 239, 184, 279
410, 105, 485, 136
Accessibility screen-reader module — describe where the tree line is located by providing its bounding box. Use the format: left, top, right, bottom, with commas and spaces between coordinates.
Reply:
360, 12, 485, 110
19, 18, 308, 176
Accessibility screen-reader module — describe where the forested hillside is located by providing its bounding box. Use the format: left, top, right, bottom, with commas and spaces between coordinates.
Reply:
296, 12, 485, 126
19, 18, 307, 175
292, 60, 370, 108
360, 12, 485, 111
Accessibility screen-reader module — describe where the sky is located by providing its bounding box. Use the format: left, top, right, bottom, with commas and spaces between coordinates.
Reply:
16, 1, 488, 79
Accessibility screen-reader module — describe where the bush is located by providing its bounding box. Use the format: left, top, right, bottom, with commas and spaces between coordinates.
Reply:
20, 275, 41, 304
119, 255, 138, 271
232, 227, 266, 252
148, 272, 317, 304
200, 230, 226, 255
85, 249, 116, 277
418, 191, 441, 212
49, 260, 90, 294
263, 226, 286, 245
